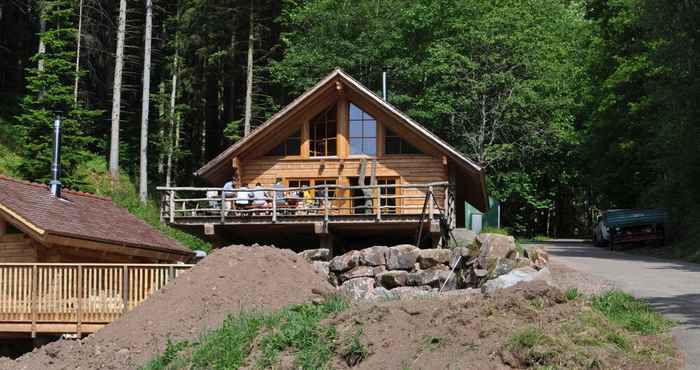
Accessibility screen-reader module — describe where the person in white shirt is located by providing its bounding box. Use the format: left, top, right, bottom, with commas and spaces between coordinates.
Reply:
252, 183, 269, 207
235, 184, 253, 207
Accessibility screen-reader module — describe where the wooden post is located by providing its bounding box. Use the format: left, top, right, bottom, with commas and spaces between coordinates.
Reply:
324, 186, 329, 222
220, 189, 226, 224
30, 265, 37, 338
169, 190, 175, 223
122, 265, 129, 314
428, 186, 434, 219
168, 265, 175, 282
76, 265, 82, 336
272, 194, 277, 223
375, 187, 381, 221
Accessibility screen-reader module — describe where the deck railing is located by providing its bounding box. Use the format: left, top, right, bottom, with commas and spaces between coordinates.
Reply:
0, 263, 192, 335
158, 182, 452, 224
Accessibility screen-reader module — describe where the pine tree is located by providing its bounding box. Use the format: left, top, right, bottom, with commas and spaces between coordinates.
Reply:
15, 0, 102, 188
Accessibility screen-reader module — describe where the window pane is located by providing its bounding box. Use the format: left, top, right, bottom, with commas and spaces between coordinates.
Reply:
403, 141, 422, 154
349, 121, 363, 138
363, 138, 376, 156
327, 138, 337, 156
386, 137, 401, 154
385, 129, 398, 138
350, 138, 363, 155
349, 104, 362, 120
364, 120, 376, 137
287, 138, 301, 155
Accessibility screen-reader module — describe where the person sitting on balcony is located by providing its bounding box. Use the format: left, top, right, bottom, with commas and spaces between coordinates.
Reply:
252, 183, 269, 208
235, 184, 253, 208
222, 175, 238, 210
273, 178, 286, 207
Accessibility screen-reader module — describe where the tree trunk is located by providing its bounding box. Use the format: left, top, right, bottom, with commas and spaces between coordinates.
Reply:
37, 2, 46, 72
243, 0, 254, 137
109, 0, 127, 179
139, 0, 153, 203
166, 53, 178, 188
73, 0, 84, 104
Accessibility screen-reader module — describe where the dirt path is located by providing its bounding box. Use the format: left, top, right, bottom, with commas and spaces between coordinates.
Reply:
543, 240, 700, 370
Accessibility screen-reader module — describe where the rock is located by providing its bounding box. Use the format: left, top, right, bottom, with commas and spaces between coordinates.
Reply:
476, 234, 518, 265
525, 245, 549, 270
339, 277, 376, 300
299, 248, 331, 262
339, 265, 386, 282
387, 244, 419, 270
390, 286, 434, 299
449, 228, 477, 248
407, 267, 452, 288
360, 246, 390, 266
488, 258, 514, 279
311, 261, 330, 277
372, 287, 396, 300
376, 270, 409, 289
481, 267, 553, 295
417, 249, 451, 269
514, 256, 531, 269
474, 268, 488, 278
329, 250, 361, 272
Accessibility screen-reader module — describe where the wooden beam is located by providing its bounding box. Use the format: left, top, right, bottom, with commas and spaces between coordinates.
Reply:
337, 96, 349, 158
301, 120, 310, 157
0, 204, 46, 237
45, 235, 189, 262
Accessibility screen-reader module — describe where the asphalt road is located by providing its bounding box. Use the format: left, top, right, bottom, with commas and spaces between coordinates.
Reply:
545, 241, 700, 370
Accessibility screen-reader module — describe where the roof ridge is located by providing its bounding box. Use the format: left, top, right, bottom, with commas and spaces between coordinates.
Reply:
0, 174, 112, 201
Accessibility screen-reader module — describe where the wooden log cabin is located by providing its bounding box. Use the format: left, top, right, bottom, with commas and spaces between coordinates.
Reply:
0, 175, 194, 336
160, 69, 487, 251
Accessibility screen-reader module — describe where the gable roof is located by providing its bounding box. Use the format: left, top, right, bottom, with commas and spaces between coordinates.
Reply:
196, 69, 488, 210
0, 175, 194, 260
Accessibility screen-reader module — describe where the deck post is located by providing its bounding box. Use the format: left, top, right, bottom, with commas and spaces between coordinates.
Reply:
324, 186, 329, 222
169, 265, 175, 282
169, 190, 175, 223
272, 194, 277, 223
220, 189, 226, 224
375, 186, 381, 221
428, 186, 434, 219
76, 264, 83, 336
122, 265, 129, 314
30, 264, 37, 338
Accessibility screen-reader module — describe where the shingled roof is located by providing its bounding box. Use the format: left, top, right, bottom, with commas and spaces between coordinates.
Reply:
0, 175, 194, 259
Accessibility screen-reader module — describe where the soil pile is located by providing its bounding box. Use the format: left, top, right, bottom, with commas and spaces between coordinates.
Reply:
5, 245, 333, 370
326, 281, 679, 370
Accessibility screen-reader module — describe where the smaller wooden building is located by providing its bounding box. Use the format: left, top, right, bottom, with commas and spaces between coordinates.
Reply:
0, 175, 194, 263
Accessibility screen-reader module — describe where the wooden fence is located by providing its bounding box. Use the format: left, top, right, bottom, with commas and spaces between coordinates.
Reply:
0, 263, 192, 335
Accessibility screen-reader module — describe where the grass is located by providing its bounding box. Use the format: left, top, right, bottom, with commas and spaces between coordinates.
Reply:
141, 296, 349, 370
591, 291, 675, 335
503, 292, 677, 369
341, 328, 369, 366
480, 226, 511, 235
565, 288, 581, 301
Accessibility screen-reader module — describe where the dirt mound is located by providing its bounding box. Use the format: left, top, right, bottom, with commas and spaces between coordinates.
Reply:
325, 281, 679, 370
5, 245, 333, 370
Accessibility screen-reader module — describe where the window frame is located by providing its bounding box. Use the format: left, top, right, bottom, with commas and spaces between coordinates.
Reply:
383, 128, 422, 156
348, 103, 378, 157
309, 106, 338, 157
266, 129, 302, 158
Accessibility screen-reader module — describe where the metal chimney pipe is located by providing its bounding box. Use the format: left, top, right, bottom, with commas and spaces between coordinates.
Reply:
382, 71, 387, 101
49, 117, 62, 198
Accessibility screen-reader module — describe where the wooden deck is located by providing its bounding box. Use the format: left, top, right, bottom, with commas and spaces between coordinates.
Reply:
0, 263, 192, 336
158, 182, 455, 228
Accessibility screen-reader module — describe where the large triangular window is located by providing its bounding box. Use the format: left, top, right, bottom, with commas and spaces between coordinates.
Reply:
349, 103, 376, 156
385, 129, 423, 155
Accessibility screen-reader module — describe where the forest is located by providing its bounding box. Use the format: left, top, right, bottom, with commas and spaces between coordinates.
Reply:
0, 0, 697, 257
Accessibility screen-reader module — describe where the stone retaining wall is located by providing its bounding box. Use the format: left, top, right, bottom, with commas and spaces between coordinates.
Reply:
298, 233, 551, 300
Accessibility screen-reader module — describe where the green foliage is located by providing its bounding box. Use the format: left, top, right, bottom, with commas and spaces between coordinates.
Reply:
75, 157, 211, 252
480, 226, 510, 235
591, 291, 674, 335
565, 288, 581, 301
341, 328, 368, 366
0, 122, 22, 177
14, 0, 102, 188
141, 296, 348, 370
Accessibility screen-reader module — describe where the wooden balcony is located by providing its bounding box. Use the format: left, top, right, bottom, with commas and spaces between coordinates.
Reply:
0, 263, 192, 336
157, 182, 455, 228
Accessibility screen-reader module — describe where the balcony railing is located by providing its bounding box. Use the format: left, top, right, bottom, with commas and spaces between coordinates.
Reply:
0, 263, 192, 335
158, 182, 453, 225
